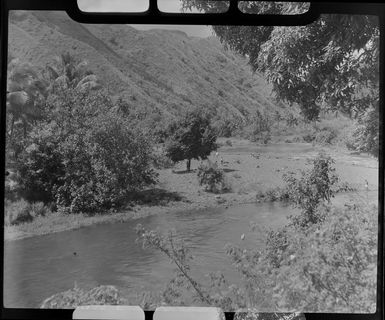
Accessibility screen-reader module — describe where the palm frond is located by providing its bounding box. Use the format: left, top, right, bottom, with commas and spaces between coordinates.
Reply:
46, 65, 60, 80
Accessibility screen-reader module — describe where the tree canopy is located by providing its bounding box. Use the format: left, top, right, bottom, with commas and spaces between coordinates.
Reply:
165, 109, 218, 171
181, 1, 379, 122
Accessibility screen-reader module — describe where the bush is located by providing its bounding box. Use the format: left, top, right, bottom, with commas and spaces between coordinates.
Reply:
5, 172, 19, 201
4, 199, 52, 225
302, 133, 315, 143
152, 146, 174, 169
350, 106, 379, 157
197, 161, 226, 193
283, 153, 338, 228
17, 122, 65, 203
263, 203, 377, 312
256, 187, 290, 202
56, 114, 157, 213
5, 199, 33, 225
213, 117, 241, 138
30, 201, 51, 217
314, 128, 337, 145
41, 285, 124, 308
18, 89, 157, 214
243, 110, 272, 143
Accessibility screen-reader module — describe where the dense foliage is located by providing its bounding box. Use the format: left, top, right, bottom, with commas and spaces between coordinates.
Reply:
6, 54, 158, 214
349, 105, 379, 157
283, 154, 338, 228
197, 161, 227, 193
5, 199, 52, 226
181, 1, 379, 153
17, 88, 157, 213
165, 109, 218, 171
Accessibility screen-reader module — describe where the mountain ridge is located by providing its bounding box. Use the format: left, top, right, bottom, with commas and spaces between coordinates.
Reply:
8, 10, 280, 120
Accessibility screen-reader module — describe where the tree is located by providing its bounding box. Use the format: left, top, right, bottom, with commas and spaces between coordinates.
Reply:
6, 59, 48, 142
165, 109, 218, 171
350, 105, 379, 157
45, 52, 101, 93
17, 88, 157, 211
181, 1, 379, 150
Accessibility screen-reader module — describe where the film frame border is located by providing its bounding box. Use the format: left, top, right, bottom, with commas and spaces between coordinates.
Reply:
0, 1, 383, 320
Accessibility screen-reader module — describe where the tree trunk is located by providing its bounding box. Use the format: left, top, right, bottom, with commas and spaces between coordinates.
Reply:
186, 159, 191, 172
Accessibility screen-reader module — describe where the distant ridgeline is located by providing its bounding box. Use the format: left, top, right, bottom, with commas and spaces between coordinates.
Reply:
8, 10, 281, 121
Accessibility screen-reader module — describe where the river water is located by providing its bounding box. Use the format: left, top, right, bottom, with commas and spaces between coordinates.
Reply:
4, 202, 299, 308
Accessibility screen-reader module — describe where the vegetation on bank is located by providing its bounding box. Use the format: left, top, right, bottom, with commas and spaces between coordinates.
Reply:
41, 154, 377, 312
5, 46, 378, 227
6, 3, 379, 226
5, 9, 379, 314
133, 154, 377, 312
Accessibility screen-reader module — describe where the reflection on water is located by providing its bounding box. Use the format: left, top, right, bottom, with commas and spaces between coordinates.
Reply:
4, 192, 378, 308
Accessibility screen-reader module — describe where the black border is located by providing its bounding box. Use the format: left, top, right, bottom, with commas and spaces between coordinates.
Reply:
0, 1, 384, 320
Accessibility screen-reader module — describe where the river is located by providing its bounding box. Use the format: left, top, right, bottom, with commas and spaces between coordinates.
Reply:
4, 202, 298, 308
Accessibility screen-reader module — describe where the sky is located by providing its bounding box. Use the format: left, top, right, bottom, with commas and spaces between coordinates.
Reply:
77, 0, 213, 37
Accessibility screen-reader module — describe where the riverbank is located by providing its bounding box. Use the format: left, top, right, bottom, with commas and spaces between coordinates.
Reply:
4, 139, 378, 241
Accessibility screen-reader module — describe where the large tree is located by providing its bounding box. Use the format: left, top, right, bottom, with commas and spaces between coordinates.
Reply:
165, 109, 218, 171
181, 1, 379, 128
45, 52, 101, 93
6, 53, 102, 161
6, 59, 48, 163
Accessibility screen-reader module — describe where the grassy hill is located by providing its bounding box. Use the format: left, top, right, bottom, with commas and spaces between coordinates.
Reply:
8, 10, 280, 119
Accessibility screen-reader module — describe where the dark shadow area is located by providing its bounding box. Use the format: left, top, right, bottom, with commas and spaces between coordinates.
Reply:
128, 188, 186, 206
172, 169, 197, 174
223, 168, 237, 173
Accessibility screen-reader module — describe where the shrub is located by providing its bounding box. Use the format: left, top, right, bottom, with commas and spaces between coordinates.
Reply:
256, 187, 290, 202
18, 89, 157, 214
5, 199, 33, 225
5, 172, 19, 201
55, 113, 157, 213
41, 285, 124, 308
243, 110, 272, 143
302, 133, 315, 143
30, 202, 51, 217
283, 153, 338, 228
263, 203, 377, 312
152, 147, 174, 169
314, 128, 337, 145
17, 122, 65, 203
213, 117, 241, 138
350, 106, 379, 157
4, 199, 52, 225
197, 161, 226, 193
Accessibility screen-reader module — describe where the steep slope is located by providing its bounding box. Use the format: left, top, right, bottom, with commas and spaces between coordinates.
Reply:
8, 10, 279, 119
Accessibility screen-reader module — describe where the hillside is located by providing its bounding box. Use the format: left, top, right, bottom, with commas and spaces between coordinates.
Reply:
8, 10, 280, 119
